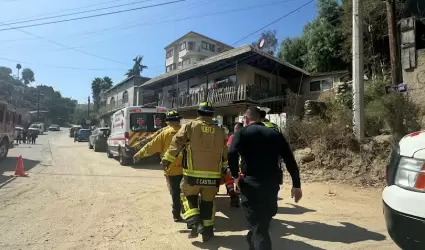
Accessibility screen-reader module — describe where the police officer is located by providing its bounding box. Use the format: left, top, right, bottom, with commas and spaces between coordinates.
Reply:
133, 111, 184, 222
259, 110, 282, 133
228, 106, 302, 250
161, 102, 228, 242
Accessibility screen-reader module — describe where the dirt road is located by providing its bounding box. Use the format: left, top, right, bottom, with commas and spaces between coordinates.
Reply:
0, 130, 398, 250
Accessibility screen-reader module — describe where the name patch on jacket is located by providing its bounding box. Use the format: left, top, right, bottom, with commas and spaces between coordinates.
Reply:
201, 125, 216, 134
185, 176, 219, 187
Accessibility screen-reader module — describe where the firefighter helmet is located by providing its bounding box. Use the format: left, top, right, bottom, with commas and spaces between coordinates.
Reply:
165, 110, 181, 121
198, 101, 214, 113
212, 118, 219, 125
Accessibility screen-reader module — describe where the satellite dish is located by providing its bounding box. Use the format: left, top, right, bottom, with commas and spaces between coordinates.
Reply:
258, 38, 265, 49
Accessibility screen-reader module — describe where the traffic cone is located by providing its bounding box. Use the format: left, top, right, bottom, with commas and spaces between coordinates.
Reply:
14, 156, 27, 177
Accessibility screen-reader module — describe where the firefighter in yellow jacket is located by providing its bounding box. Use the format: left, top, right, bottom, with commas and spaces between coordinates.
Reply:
161, 102, 228, 242
133, 111, 184, 222
134, 123, 170, 151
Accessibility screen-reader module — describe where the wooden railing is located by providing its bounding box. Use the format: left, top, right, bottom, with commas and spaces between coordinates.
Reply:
158, 84, 247, 109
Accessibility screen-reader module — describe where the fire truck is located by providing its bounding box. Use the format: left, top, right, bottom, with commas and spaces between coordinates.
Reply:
0, 100, 19, 160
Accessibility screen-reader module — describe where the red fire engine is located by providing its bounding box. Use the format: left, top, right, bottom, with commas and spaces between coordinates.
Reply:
0, 100, 19, 160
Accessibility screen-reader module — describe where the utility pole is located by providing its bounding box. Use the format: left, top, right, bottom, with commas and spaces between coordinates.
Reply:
87, 96, 90, 118
386, 0, 400, 86
352, 0, 365, 140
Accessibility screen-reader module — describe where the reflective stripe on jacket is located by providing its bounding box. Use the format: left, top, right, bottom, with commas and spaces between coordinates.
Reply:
134, 124, 183, 176
263, 121, 282, 133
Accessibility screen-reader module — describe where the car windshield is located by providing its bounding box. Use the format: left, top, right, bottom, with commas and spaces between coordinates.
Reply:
130, 113, 166, 132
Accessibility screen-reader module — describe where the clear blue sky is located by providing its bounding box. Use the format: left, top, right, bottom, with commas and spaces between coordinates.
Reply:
0, 0, 317, 103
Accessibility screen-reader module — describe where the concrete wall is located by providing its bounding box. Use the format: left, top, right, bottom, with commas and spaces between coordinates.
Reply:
403, 49, 425, 111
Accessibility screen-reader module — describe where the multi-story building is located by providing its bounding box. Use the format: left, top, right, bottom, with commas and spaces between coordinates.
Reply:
98, 76, 150, 126
165, 31, 233, 73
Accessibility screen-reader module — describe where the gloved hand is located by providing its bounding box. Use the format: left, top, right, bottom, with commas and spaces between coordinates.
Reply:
161, 160, 171, 171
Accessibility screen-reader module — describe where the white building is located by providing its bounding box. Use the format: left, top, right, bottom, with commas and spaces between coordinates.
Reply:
164, 31, 233, 73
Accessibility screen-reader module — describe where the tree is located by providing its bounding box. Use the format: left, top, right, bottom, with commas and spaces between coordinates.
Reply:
21, 68, 35, 85
252, 30, 278, 55
91, 76, 113, 110
16, 64, 21, 79
277, 37, 307, 69
125, 56, 147, 77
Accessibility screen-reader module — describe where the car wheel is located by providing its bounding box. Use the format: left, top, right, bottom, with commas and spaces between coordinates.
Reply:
0, 138, 9, 160
89, 143, 93, 149
119, 149, 131, 166
107, 148, 114, 158
94, 143, 100, 152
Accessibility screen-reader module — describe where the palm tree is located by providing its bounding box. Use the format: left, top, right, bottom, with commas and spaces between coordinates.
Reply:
125, 56, 148, 77
16, 64, 21, 80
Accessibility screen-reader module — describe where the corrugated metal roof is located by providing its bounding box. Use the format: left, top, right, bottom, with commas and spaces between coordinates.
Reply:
141, 45, 311, 88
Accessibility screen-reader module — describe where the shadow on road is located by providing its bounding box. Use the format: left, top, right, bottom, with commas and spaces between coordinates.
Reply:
190, 196, 386, 249
0, 157, 41, 188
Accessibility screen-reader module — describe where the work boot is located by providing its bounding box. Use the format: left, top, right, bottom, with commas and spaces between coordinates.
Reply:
202, 227, 214, 242
188, 221, 202, 238
230, 195, 240, 208
173, 213, 183, 222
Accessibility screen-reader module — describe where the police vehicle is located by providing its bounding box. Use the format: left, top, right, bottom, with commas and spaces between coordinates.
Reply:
383, 130, 425, 250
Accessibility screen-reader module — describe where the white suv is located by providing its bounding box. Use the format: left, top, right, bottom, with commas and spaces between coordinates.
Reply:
383, 131, 425, 250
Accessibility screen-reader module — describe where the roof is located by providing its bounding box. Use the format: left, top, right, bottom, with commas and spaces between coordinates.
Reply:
103, 75, 151, 95
164, 31, 234, 50
141, 45, 310, 88
310, 70, 349, 77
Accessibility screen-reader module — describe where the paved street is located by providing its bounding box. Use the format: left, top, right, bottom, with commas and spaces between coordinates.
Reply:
0, 130, 398, 250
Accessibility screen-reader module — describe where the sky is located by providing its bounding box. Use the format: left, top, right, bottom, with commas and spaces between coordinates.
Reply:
0, 0, 318, 103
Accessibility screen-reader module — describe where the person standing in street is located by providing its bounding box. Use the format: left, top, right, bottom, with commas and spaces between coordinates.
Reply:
161, 102, 228, 242
259, 110, 282, 133
30, 131, 37, 144
228, 106, 302, 250
133, 111, 184, 222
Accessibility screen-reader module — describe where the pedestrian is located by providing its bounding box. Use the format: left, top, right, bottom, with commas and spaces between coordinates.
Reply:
133, 111, 184, 223
228, 106, 302, 250
227, 122, 243, 147
31, 131, 37, 144
22, 129, 27, 144
161, 102, 228, 242
15, 129, 22, 144
259, 110, 282, 133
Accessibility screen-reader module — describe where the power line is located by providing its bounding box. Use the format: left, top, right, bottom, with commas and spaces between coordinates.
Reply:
2, 0, 126, 23
0, 0, 186, 32
0, 0, 158, 27
232, 0, 315, 46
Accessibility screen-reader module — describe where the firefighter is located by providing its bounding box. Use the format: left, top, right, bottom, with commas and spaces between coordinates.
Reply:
259, 109, 282, 133
161, 102, 227, 242
133, 111, 184, 222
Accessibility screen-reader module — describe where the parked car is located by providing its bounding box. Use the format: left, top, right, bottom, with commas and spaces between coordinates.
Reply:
28, 127, 40, 136
74, 129, 91, 142
383, 130, 425, 250
69, 125, 82, 138
88, 127, 110, 152
48, 124, 60, 131
29, 123, 44, 135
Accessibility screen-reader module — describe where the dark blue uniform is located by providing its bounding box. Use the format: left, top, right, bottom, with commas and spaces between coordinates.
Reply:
228, 122, 300, 250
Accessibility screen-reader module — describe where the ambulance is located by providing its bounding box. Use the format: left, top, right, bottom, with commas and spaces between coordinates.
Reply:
106, 105, 168, 166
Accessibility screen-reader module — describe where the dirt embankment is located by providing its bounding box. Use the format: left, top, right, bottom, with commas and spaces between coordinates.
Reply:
293, 135, 393, 187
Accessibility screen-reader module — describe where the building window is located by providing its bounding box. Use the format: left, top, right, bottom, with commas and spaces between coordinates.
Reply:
188, 41, 195, 50
166, 49, 173, 59
182, 58, 190, 66
180, 42, 186, 51
254, 73, 270, 90
217, 47, 223, 53
122, 91, 128, 103
201, 41, 208, 50
209, 44, 215, 52
110, 97, 115, 105
309, 78, 333, 92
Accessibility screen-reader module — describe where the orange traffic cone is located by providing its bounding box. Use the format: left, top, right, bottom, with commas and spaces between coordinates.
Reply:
14, 156, 27, 177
